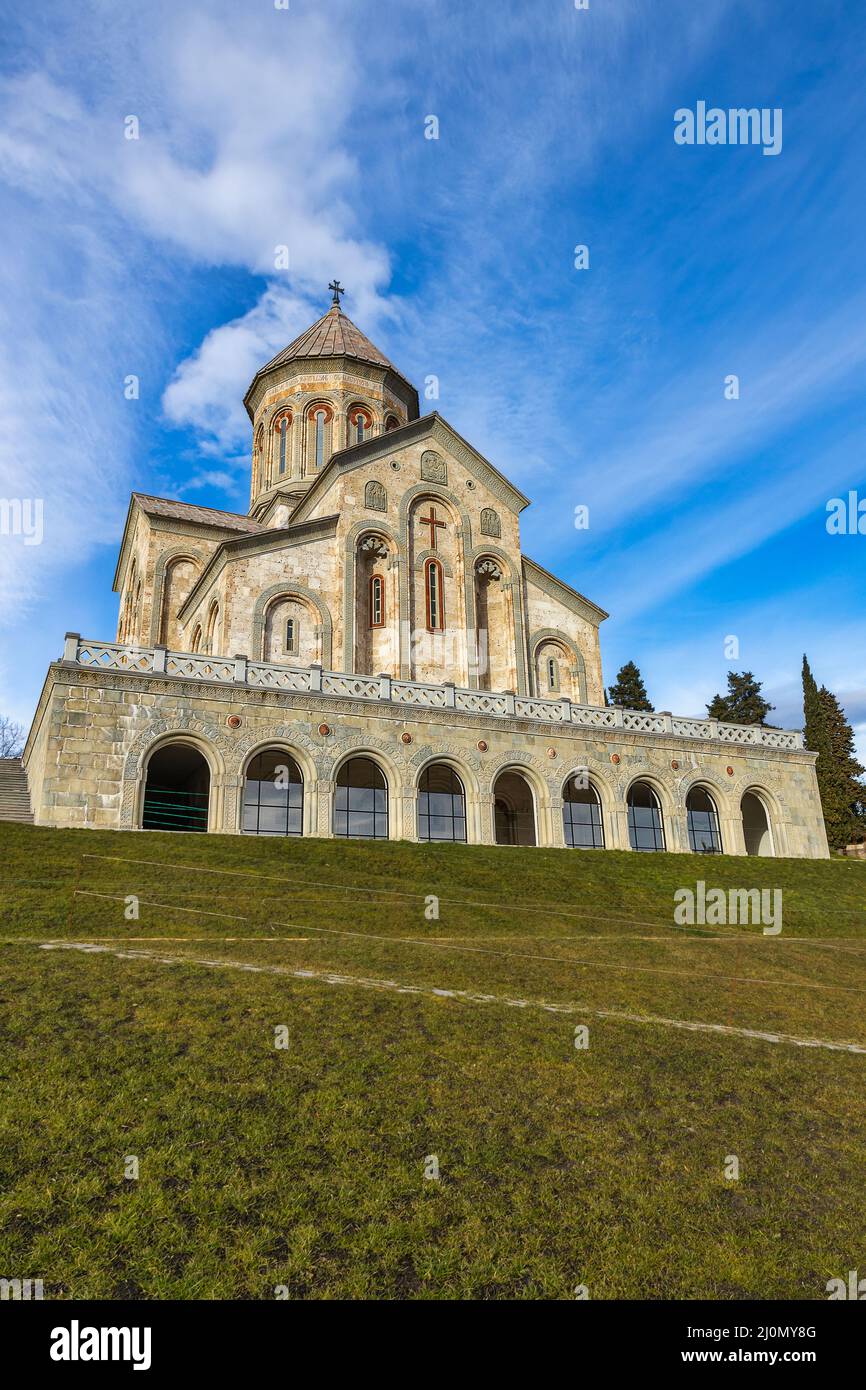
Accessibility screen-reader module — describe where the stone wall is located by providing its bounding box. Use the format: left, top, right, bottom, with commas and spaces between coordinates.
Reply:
24, 663, 829, 857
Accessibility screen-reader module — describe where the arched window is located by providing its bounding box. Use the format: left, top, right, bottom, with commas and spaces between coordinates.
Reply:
627, 781, 665, 852
348, 406, 372, 445
314, 408, 328, 468
273, 410, 292, 476
384, 414, 399, 433
285, 618, 299, 654
191, 624, 203, 653
334, 757, 388, 839
243, 750, 303, 836
687, 786, 722, 853
425, 558, 445, 632
547, 656, 560, 692
418, 764, 467, 842
369, 574, 384, 628
563, 775, 604, 848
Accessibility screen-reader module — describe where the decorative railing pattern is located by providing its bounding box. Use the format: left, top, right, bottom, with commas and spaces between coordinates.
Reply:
63, 635, 806, 750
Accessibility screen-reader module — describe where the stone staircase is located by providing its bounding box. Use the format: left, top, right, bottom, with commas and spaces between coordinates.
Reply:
0, 758, 34, 823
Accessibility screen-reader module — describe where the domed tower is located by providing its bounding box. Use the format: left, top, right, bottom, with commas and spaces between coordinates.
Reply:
243, 283, 420, 521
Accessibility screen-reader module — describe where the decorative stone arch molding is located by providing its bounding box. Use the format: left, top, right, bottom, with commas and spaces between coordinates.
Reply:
232, 727, 322, 837
149, 545, 205, 645
397, 483, 477, 682
676, 768, 736, 855
121, 717, 231, 832
408, 745, 484, 842
469, 541, 530, 696
676, 767, 734, 815
622, 765, 687, 853
484, 749, 558, 847
324, 735, 412, 840
342, 518, 401, 673
251, 582, 333, 667
731, 775, 788, 857
528, 627, 588, 703
412, 547, 455, 577
557, 756, 621, 850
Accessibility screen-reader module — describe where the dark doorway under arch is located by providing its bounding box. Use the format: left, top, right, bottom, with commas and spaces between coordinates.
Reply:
493, 770, 536, 846
142, 743, 210, 832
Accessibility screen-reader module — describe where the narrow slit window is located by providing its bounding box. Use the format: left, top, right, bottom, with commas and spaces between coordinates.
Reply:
425, 558, 445, 632
369, 574, 384, 628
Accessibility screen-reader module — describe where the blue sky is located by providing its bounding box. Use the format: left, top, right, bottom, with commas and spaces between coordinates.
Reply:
0, 0, 863, 754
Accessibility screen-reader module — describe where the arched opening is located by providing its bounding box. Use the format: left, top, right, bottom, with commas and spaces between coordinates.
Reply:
263, 594, 318, 665
334, 757, 389, 839
307, 403, 333, 472
355, 535, 392, 675
348, 405, 372, 445
493, 770, 536, 846
627, 781, 665, 852
243, 750, 303, 836
534, 637, 578, 701
273, 409, 293, 478
159, 556, 198, 647
418, 764, 467, 842
384, 414, 399, 433
687, 786, 723, 853
741, 791, 774, 856
475, 557, 514, 691
142, 742, 210, 833
563, 775, 605, 848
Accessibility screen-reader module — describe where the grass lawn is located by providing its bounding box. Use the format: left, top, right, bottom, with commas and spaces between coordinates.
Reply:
1, 820, 865, 1299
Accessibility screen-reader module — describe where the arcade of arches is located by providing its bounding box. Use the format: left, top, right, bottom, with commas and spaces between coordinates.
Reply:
139, 742, 781, 856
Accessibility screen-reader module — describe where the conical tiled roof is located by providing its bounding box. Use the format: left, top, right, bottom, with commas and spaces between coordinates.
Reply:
257, 304, 401, 378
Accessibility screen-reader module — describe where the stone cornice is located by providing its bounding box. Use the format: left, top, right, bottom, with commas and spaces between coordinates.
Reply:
35, 661, 817, 767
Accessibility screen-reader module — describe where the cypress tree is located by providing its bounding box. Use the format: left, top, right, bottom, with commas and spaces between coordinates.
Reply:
606, 661, 654, 712
817, 684, 866, 849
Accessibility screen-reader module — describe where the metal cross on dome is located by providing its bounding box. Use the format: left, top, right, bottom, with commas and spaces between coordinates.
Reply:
329, 279, 345, 306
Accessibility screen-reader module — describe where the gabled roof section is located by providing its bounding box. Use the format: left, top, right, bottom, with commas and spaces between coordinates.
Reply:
244, 304, 417, 409
289, 412, 531, 527
132, 493, 268, 534
522, 556, 609, 628
113, 493, 269, 592
177, 513, 339, 622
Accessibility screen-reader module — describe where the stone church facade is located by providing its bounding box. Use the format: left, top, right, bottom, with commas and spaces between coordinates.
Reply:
23, 294, 828, 856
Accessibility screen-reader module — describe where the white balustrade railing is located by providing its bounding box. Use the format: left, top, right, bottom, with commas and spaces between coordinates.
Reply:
62, 634, 806, 750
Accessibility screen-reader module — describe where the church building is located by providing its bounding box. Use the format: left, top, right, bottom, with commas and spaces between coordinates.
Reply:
22, 289, 829, 856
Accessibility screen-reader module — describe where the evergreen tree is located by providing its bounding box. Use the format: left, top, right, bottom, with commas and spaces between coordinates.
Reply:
706, 671, 774, 725
607, 661, 654, 712
817, 685, 866, 849
802, 655, 825, 756
801, 655, 866, 850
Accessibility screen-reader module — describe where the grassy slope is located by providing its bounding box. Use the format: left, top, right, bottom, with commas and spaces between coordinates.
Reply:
1, 821, 865, 1300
